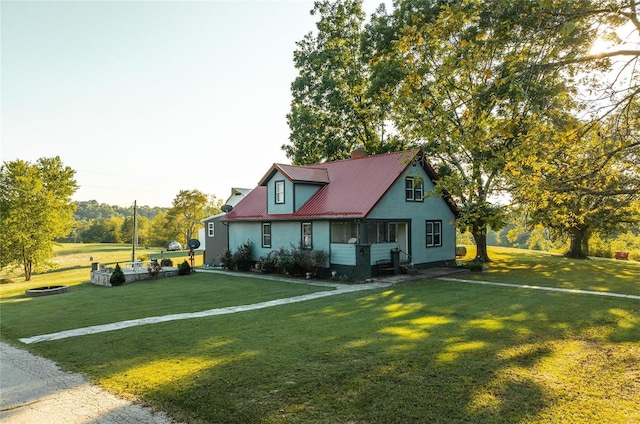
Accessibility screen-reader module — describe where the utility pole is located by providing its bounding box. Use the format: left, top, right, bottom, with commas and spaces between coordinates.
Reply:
131, 200, 137, 263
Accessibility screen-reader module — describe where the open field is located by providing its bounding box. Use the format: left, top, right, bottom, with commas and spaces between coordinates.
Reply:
1, 245, 639, 423
0, 243, 203, 296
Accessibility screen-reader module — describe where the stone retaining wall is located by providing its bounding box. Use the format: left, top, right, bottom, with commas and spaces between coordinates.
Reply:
91, 267, 179, 287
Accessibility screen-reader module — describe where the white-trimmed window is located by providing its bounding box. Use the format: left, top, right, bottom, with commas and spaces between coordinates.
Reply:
302, 222, 312, 249
275, 181, 285, 204
405, 176, 424, 201
262, 223, 271, 248
426, 220, 442, 247
207, 222, 214, 237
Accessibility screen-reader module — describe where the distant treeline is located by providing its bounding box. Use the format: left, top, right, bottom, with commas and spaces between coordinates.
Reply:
74, 200, 167, 221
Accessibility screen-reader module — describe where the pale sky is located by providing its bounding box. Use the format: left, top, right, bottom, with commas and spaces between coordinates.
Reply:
1, 0, 385, 208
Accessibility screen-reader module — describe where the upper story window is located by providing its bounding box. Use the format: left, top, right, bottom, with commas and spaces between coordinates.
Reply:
207, 222, 214, 237
405, 176, 424, 202
302, 222, 312, 249
275, 181, 285, 204
426, 220, 442, 247
262, 222, 271, 248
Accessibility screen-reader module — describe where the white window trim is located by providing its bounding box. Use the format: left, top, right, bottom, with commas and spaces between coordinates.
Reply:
302, 222, 312, 249
426, 220, 442, 247
275, 181, 285, 204
208, 222, 214, 237
262, 222, 271, 248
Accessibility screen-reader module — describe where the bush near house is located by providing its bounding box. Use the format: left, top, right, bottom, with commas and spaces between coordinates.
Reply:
221, 241, 254, 271
257, 245, 329, 277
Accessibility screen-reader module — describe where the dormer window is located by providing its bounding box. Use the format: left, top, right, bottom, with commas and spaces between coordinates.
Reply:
405, 176, 423, 202
275, 181, 285, 204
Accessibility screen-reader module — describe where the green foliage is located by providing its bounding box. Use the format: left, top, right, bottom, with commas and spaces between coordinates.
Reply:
257, 245, 329, 277
284, 0, 404, 165
509, 116, 640, 258
109, 263, 125, 286
221, 241, 254, 272
166, 190, 211, 247
178, 260, 191, 276
220, 249, 234, 270
232, 241, 253, 271
0, 157, 78, 280
80, 217, 124, 243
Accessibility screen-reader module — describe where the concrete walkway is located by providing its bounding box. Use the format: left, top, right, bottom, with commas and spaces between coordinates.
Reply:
439, 277, 640, 300
19, 278, 391, 345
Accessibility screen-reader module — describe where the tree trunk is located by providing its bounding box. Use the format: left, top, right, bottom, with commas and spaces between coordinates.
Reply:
23, 260, 32, 281
472, 228, 491, 263
565, 226, 589, 259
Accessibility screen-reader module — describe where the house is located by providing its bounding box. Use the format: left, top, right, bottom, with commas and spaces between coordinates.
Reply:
221, 149, 459, 279
201, 187, 252, 266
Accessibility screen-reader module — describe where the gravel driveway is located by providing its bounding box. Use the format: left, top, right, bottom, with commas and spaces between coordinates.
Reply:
0, 341, 179, 424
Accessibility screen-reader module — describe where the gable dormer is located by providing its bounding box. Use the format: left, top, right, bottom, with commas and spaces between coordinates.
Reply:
259, 164, 329, 215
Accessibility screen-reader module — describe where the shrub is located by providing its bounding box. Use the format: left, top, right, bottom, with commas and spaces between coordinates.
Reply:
269, 245, 329, 277
311, 249, 329, 276
110, 263, 126, 286
257, 251, 278, 273
161, 258, 173, 267
233, 241, 253, 271
220, 249, 234, 269
178, 260, 191, 276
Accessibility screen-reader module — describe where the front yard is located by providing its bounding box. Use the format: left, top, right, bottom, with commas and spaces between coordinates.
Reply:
1, 247, 638, 423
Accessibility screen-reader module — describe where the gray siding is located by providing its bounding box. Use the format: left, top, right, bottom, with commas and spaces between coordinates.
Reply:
203, 216, 228, 266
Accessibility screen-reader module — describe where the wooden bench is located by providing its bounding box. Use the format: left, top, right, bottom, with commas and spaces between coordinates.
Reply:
376, 259, 395, 277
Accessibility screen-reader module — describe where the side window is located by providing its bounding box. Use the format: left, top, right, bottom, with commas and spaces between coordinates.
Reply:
207, 222, 214, 237
426, 220, 442, 247
302, 222, 312, 249
275, 181, 285, 204
262, 223, 271, 248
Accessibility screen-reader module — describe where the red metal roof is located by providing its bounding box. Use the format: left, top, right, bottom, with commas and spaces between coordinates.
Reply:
258, 164, 330, 185
223, 150, 456, 221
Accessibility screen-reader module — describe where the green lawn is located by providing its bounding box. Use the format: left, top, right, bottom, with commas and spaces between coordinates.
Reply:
1, 245, 638, 423
458, 245, 640, 296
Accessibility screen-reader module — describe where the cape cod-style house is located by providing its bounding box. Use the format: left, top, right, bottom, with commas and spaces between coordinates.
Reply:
221, 149, 459, 280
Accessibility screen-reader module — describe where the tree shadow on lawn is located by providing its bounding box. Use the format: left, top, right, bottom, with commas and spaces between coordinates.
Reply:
466, 251, 640, 296
32, 281, 640, 424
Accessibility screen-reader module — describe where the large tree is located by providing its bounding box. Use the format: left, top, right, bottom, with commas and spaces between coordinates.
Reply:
284, 0, 406, 165
510, 110, 640, 258
166, 189, 210, 245
506, 0, 640, 258
0, 157, 78, 280
373, 0, 596, 261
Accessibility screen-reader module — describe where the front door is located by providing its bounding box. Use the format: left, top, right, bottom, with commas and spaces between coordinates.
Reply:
397, 223, 410, 262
